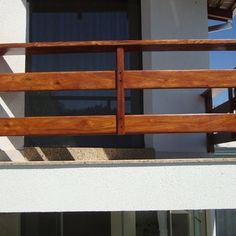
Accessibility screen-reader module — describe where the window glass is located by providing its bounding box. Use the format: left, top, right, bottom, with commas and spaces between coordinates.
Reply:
26, 0, 143, 147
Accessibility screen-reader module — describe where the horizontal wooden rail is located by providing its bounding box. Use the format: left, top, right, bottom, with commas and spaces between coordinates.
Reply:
1, 70, 236, 92
0, 116, 116, 136
0, 71, 115, 91
125, 114, 236, 134
1, 39, 236, 139
0, 114, 236, 136
124, 70, 236, 89
2, 39, 236, 55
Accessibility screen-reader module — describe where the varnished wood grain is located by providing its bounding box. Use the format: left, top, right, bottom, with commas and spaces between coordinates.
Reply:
1, 69, 236, 91
0, 114, 236, 136
203, 89, 215, 152
116, 47, 125, 135
124, 70, 236, 89
0, 71, 115, 91
228, 88, 235, 112
0, 116, 116, 136
1, 39, 236, 55
125, 114, 236, 133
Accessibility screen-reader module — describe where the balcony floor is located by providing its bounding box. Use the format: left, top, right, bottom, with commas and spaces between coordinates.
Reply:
1, 147, 236, 164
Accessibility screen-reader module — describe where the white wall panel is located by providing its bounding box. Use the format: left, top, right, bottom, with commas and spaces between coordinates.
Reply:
0, 161, 235, 212
0, 0, 27, 160
141, 0, 209, 155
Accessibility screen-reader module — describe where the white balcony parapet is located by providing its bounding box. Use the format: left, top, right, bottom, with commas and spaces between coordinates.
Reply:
0, 158, 235, 213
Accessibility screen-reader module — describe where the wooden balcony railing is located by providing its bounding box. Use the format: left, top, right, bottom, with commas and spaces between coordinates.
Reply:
1, 40, 236, 137
202, 88, 236, 152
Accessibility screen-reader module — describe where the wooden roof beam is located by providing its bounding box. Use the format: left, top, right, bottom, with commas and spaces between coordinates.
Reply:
208, 7, 233, 21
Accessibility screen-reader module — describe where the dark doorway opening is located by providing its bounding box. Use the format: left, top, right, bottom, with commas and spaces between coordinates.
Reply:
26, 0, 143, 148
21, 212, 111, 236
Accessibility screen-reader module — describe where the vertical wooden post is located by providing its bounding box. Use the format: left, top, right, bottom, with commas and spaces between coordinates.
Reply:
116, 47, 125, 135
228, 88, 234, 145
204, 89, 215, 153
228, 88, 234, 113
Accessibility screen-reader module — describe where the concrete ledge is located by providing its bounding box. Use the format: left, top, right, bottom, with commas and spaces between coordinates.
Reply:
0, 157, 236, 168
0, 157, 235, 213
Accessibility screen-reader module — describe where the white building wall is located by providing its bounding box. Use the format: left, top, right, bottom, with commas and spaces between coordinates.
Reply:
0, 160, 235, 213
0, 1, 26, 233
0, 0, 27, 161
142, 0, 209, 156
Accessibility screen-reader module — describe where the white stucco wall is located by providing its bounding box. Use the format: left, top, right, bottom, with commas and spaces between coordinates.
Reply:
0, 0, 27, 161
0, 160, 235, 213
141, 0, 209, 156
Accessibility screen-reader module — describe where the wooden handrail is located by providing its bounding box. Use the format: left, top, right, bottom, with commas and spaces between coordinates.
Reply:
2, 39, 236, 55
1, 39, 236, 137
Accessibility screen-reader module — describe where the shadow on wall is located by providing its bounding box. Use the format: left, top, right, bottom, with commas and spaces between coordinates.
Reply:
0, 57, 14, 117
0, 57, 25, 161
0, 57, 24, 118
21, 0, 27, 8
0, 57, 12, 73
